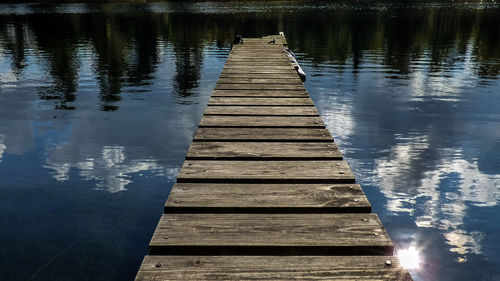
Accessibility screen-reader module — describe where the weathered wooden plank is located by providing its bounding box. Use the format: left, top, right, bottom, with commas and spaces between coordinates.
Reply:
231, 48, 284, 50
261, 35, 287, 44
227, 56, 287, 60
228, 51, 284, 55
227, 53, 286, 57
225, 58, 288, 62
239, 43, 286, 46
225, 61, 291, 66
186, 142, 341, 160
165, 183, 370, 213
199, 116, 325, 128
149, 213, 392, 255
238, 38, 284, 42
177, 160, 354, 183
226, 58, 289, 62
217, 78, 302, 84
241, 37, 285, 42
136, 255, 412, 281
194, 128, 334, 142
204, 106, 319, 116
215, 84, 305, 90
223, 65, 292, 70
221, 68, 297, 74
211, 89, 308, 97
223, 63, 291, 68
232, 44, 284, 47
233, 41, 282, 44
219, 73, 300, 79
227, 54, 284, 58
231, 46, 282, 49
208, 97, 313, 106
232, 43, 283, 47
232, 42, 283, 45
228, 53, 285, 56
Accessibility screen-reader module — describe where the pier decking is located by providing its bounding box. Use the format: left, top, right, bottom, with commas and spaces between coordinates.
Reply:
134, 34, 413, 280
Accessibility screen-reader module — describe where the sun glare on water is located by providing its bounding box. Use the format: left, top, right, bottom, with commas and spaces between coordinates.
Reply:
397, 246, 422, 270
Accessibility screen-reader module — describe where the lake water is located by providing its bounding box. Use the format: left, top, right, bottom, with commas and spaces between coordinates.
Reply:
0, 2, 499, 281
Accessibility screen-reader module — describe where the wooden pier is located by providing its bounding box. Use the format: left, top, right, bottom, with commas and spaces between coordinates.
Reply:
134, 35, 413, 280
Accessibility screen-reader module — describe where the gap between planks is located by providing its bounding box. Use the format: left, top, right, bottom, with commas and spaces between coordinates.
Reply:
193, 128, 334, 142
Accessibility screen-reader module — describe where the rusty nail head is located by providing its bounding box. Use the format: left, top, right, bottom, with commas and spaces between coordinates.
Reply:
155, 263, 162, 268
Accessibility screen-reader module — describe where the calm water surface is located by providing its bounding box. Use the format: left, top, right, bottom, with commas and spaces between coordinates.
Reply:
0, 2, 499, 281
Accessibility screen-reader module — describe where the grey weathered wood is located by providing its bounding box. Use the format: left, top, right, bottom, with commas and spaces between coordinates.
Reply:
177, 160, 354, 183
224, 59, 290, 64
134, 33, 414, 281
208, 97, 314, 106
193, 128, 334, 142
221, 68, 297, 74
211, 89, 308, 97
231, 45, 284, 49
204, 106, 319, 116
226, 54, 287, 57
165, 183, 370, 213
219, 73, 300, 79
225, 61, 291, 66
136, 255, 413, 281
215, 83, 304, 91
232, 44, 284, 48
226, 55, 287, 60
149, 213, 392, 255
228, 52, 286, 55
217, 78, 302, 84
241, 37, 286, 42
222, 65, 292, 70
186, 141, 341, 160
241, 37, 285, 41
227, 54, 287, 58
225, 59, 289, 63
199, 116, 325, 128
186, 142, 341, 160
227, 56, 288, 60
232, 45, 285, 49
228, 50, 286, 53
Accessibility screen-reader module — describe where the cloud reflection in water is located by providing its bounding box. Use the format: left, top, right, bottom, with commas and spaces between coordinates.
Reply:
44, 145, 179, 193
0, 134, 6, 163
375, 139, 499, 256
305, 19, 500, 275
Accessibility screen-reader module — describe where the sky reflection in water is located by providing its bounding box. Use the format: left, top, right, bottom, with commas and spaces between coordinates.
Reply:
0, 2, 500, 281
299, 11, 500, 277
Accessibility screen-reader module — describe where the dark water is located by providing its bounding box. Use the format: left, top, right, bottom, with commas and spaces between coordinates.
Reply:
0, 2, 499, 281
